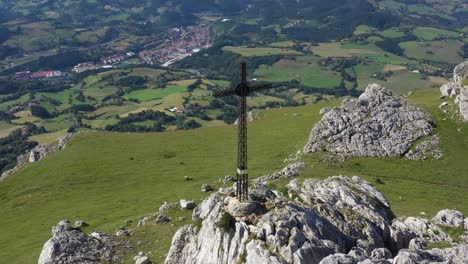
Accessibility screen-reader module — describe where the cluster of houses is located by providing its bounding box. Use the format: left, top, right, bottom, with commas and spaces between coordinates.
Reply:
139, 25, 212, 66
72, 52, 135, 73
14, 70, 65, 80
100, 52, 135, 65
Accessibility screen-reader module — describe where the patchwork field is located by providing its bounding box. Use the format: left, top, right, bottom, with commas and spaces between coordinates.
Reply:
311, 43, 380, 58
254, 57, 342, 88
222, 46, 304, 57
412, 27, 460, 41
400, 40, 465, 64
123, 86, 188, 101
0, 121, 20, 138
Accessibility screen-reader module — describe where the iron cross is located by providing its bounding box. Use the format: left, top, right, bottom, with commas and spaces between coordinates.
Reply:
213, 62, 273, 201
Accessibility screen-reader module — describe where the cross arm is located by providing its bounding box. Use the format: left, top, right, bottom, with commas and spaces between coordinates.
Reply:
249, 82, 273, 93
213, 86, 238, 98
213, 85, 240, 97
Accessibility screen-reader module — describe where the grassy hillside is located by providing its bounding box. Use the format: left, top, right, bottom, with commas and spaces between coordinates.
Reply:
1, 88, 468, 263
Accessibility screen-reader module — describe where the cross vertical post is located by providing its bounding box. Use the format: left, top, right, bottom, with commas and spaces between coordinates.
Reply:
213, 62, 273, 202
238, 62, 248, 201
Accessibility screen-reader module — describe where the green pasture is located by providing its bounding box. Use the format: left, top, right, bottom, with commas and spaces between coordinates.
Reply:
254, 57, 342, 88
0, 121, 20, 138
400, 40, 464, 64
123, 85, 187, 102
312, 42, 379, 57
412, 27, 460, 41
222, 46, 303, 57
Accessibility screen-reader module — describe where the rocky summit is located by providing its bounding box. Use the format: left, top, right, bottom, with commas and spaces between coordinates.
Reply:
304, 83, 441, 160
38, 220, 114, 264
440, 60, 468, 122
164, 176, 468, 264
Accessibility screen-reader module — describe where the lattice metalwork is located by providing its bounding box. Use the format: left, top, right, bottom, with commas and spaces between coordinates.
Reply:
214, 62, 273, 201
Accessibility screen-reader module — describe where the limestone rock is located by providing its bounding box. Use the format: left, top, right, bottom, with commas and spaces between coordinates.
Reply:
201, 184, 215, 192
180, 199, 197, 210
319, 253, 356, 264
320, 107, 332, 115
432, 209, 465, 228
75, 220, 89, 228
165, 175, 468, 264
439, 102, 450, 108
440, 82, 459, 98
454, 61, 468, 86
159, 201, 179, 214
58, 133, 75, 150
134, 254, 150, 264
253, 162, 306, 184
390, 216, 452, 252
219, 175, 235, 184
224, 197, 266, 217
38, 220, 113, 264
29, 144, 54, 162
370, 248, 392, 259
138, 216, 153, 227
166, 176, 391, 264
115, 228, 129, 237
393, 244, 468, 263
404, 135, 443, 160
439, 61, 468, 122
304, 84, 438, 160
156, 214, 172, 223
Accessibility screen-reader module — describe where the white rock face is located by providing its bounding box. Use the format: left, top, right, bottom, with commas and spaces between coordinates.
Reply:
454, 61, 468, 86
440, 61, 468, 121
38, 220, 113, 264
180, 199, 197, 210
440, 82, 459, 98
432, 209, 465, 228
393, 244, 468, 264
29, 144, 53, 162
134, 255, 150, 264
165, 176, 468, 264
304, 84, 440, 160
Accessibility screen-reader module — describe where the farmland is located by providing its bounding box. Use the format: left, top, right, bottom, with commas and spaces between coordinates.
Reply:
255, 57, 342, 88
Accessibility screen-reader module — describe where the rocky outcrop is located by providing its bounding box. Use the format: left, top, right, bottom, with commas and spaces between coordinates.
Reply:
165, 176, 467, 264
393, 244, 468, 263
38, 220, 114, 264
440, 61, 468, 121
432, 209, 465, 228
404, 135, 444, 160
29, 144, 55, 162
253, 162, 306, 184
1, 133, 76, 182
304, 84, 441, 160
180, 199, 197, 210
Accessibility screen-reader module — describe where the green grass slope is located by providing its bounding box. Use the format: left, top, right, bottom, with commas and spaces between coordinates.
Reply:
0, 88, 467, 262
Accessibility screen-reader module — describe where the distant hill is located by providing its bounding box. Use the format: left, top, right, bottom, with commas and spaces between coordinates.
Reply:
0, 0, 466, 60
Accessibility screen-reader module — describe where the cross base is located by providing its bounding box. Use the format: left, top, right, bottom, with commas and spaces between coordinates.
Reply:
236, 168, 248, 202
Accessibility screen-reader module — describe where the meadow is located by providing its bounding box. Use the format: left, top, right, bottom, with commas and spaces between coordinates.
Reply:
122, 85, 188, 101
400, 40, 465, 64
1, 88, 468, 263
254, 57, 342, 88
222, 46, 304, 57
412, 27, 460, 41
